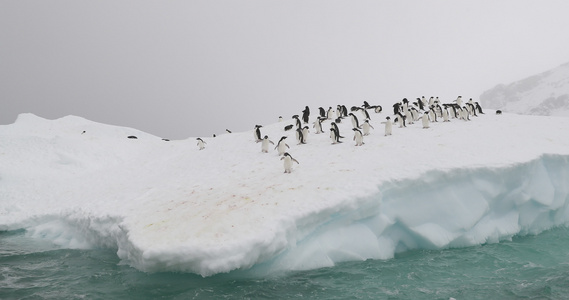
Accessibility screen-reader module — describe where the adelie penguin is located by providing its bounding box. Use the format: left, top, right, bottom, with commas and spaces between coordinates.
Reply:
281, 152, 299, 173
254, 125, 262, 142
362, 119, 374, 136
330, 127, 342, 144
313, 117, 325, 134
381, 116, 392, 136
275, 136, 290, 155
422, 112, 430, 129
196, 138, 206, 150
352, 128, 364, 146
292, 115, 302, 128
302, 106, 310, 124
330, 122, 343, 139
318, 107, 326, 118
295, 127, 306, 145
349, 113, 361, 129
261, 135, 274, 153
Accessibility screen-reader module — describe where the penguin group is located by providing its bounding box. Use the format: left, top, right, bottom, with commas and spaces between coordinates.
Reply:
195, 96, 484, 174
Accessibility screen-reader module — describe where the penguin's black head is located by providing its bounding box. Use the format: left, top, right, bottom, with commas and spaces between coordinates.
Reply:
386, 116, 390, 120
264, 135, 268, 139
292, 115, 299, 119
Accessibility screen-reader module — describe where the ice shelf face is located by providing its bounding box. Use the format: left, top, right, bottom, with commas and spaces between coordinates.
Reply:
1, 113, 569, 277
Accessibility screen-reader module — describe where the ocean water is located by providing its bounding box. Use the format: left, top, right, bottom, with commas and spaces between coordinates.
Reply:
1, 227, 568, 300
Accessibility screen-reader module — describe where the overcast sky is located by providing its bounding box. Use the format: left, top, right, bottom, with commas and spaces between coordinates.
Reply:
2, 0, 569, 139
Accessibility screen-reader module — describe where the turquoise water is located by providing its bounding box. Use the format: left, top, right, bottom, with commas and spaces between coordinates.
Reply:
1, 227, 568, 299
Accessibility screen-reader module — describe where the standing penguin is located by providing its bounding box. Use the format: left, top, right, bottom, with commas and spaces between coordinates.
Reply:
313, 117, 325, 134
295, 127, 306, 145
318, 107, 326, 118
330, 128, 342, 144
254, 125, 262, 142
261, 135, 274, 153
327, 107, 334, 120
196, 138, 206, 150
302, 126, 310, 142
381, 116, 393, 136
349, 113, 361, 129
353, 128, 364, 146
275, 136, 290, 155
422, 112, 430, 129
281, 152, 299, 173
475, 102, 485, 114
302, 106, 310, 124
442, 106, 450, 122
330, 122, 343, 140
292, 115, 302, 128
362, 119, 374, 136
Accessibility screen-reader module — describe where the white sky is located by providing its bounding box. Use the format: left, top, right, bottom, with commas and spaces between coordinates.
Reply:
2, 0, 569, 139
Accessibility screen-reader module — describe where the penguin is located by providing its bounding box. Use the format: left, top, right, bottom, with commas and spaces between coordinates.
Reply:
349, 113, 361, 129
454, 96, 463, 107
496, 110, 502, 115
393, 102, 402, 115
330, 128, 342, 144
261, 135, 274, 153
292, 115, 301, 128
402, 98, 409, 112
396, 112, 406, 128
352, 128, 364, 146
295, 127, 306, 145
302, 106, 310, 124
429, 106, 437, 122
313, 117, 325, 134
421, 96, 427, 109
302, 126, 310, 142
381, 116, 392, 136
278, 116, 283, 122
475, 102, 485, 114
442, 106, 450, 122
318, 107, 326, 118
341, 105, 349, 117
360, 107, 371, 120
331, 122, 343, 139
405, 109, 414, 125
284, 124, 294, 131
416, 97, 424, 111
281, 152, 299, 173
410, 107, 420, 122
422, 112, 430, 129
254, 125, 262, 142
462, 106, 471, 121
428, 96, 435, 106
336, 105, 343, 119
327, 107, 334, 119
370, 105, 382, 113
275, 136, 290, 155
197, 138, 206, 150
362, 119, 374, 136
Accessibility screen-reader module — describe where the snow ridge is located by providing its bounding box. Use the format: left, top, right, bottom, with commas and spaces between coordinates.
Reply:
480, 62, 569, 116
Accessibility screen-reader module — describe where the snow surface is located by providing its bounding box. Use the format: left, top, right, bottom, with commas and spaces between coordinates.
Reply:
1, 111, 569, 277
480, 62, 569, 116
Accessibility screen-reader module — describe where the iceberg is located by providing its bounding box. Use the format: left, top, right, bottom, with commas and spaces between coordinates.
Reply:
1, 112, 569, 277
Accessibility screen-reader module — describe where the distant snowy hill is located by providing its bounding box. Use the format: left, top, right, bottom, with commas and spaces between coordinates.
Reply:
480, 62, 569, 116
1, 112, 569, 277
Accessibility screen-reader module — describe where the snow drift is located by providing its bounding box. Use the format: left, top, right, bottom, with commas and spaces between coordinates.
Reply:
1, 112, 569, 277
